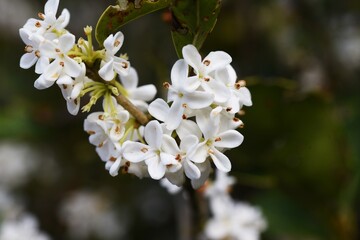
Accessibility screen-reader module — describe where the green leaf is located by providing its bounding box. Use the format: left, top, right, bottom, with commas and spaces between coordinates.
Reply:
170, 0, 222, 57
95, 0, 171, 46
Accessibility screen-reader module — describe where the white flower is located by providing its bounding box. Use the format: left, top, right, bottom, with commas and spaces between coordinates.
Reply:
118, 67, 157, 112
84, 101, 130, 161
34, 33, 81, 89
182, 44, 231, 103
0, 214, 50, 240
191, 110, 244, 172
122, 120, 180, 180
215, 65, 252, 113
205, 170, 236, 198
19, 28, 49, 73
205, 197, 267, 240
22, 0, 70, 38
99, 31, 130, 81
58, 63, 92, 115
59, 190, 127, 240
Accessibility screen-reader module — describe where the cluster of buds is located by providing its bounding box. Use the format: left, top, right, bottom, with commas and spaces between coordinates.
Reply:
20, 0, 252, 189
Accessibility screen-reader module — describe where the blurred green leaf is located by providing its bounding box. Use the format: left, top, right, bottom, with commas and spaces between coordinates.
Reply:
95, 0, 171, 46
170, 0, 222, 57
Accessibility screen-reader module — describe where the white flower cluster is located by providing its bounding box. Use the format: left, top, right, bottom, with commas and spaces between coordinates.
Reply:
204, 171, 267, 240
20, 0, 252, 189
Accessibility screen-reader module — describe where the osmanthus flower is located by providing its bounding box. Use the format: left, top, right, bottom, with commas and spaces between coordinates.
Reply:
104, 143, 149, 179
59, 63, 92, 115
19, 28, 49, 74
99, 31, 130, 81
84, 99, 130, 162
182, 44, 232, 103
156, 59, 214, 130
118, 67, 157, 112
22, 0, 70, 38
191, 109, 244, 172
122, 120, 181, 180
35, 32, 81, 89
215, 65, 252, 114
205, 196, 267, 240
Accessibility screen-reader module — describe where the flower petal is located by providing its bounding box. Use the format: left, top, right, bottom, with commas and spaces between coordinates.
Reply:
188, 142, 208, 163
148, 98, 169, 122
122, 142, 153, 163
109, 158, 122, 176
176, 120, 202, 141
20, 53, 37, 69
179, 134, 199, 153
184, 90, 214, 109
182, 44, 202, 72
144, 120, 163, 149
34, 74, 55, 89
209, 147, 231, 172
214, 130, 244, 149
166, 99, 184, 130
59, 33, 75, 53
161, 135, 180, 155
206, 78, 231, 103
171, 59, 188, 88
203, 51, 232, 73
119, 67, 138, 89
183, 160, 201, 179
98, 60, 115, 81
130, 84, 157, 101
44, 0, 59, 16
196, 109, 218, 139
146, 156, 165, 180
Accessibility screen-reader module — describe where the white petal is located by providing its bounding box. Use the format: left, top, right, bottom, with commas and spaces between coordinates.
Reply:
130, 84, 157, 101
63, 56, 81, 78
176, 120, 202, 141
98, 60, 115, 81
43, 60, 61, 80
189, 142, 208, 163
183, 160, 201, 179
179, 134, 199, 153
109, 158, 122, 176
119, 67, 138, 89
58, 9, 70, 29
214, 130, 244, 148
148, 98, 169, 122
104, 34, 115, 51
57, 74, 73, 85
19, 28, 31, 45
59, 33, 75, 53
113, 58, 130, 76
20, 53, 37, 69
122, 142, 152, 163
238, 87, 253, 106
146, 156, 165, 180
184, 91, 214, 109
209, 147, 231, 172
207, 78, 231, 103
203, 51, 232, 73
144, 120, 163, 149
34, 74, 54, 89
44, 0, 59, 16
166, 99, 184, 130
170, 59, 188, 88
66, 98, 80, 115
182, 44, 202, 72
196, 109, 218, 139
161, 135, 180, 155
112, 31, 124, 54
183, 76, 201, 91
159, 152, 178, 165
35, 57, 49, 74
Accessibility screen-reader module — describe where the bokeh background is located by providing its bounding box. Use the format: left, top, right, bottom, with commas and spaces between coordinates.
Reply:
1, 0, 360, 239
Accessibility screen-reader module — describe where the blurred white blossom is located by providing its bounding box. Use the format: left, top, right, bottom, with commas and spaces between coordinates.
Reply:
59, 190, 127, 240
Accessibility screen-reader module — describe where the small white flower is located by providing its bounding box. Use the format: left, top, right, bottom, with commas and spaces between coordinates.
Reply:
0, 214, 50, 240
84, 102, 130, 161
205, 197, 267, 240
99, 32, 130, 81
19, 28, 49, 74
58, 63, 92, 115
23, 0, 70, 38
122, 120, 179, 180
182, 44, 231, 103
118, 67, 157, 112
41, 32, 81, 80
191, 109, 244, 172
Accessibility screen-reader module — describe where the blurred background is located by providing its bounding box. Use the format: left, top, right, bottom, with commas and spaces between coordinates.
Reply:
1, 0, 360, 239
